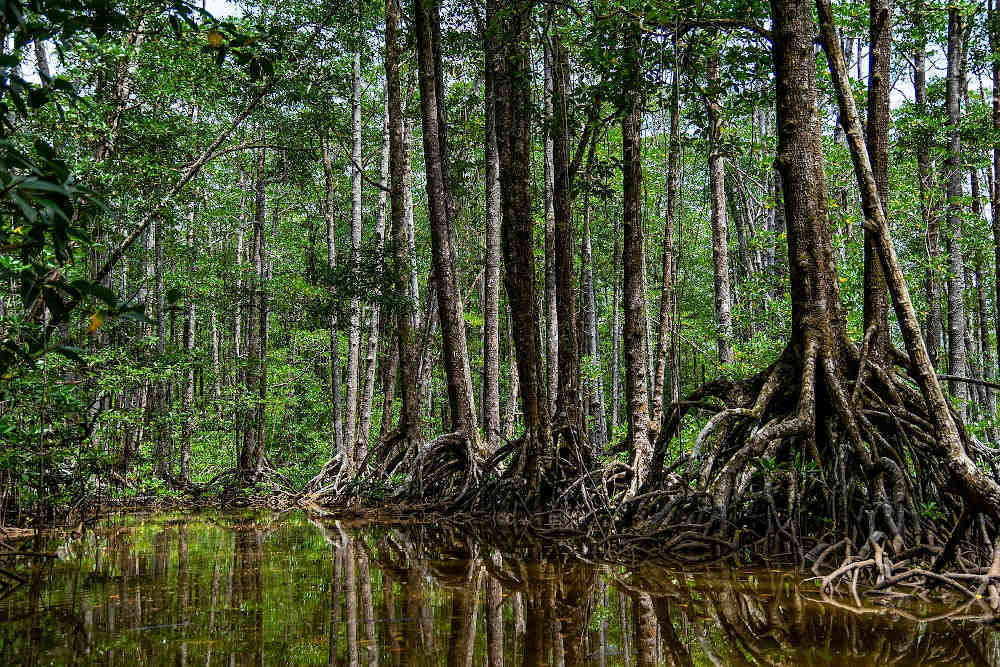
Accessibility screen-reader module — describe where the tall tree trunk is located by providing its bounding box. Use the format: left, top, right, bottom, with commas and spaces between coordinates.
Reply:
651, 58, 681, 434
581, 172, 607, 449
863, 0, 892, 363
181, 203, 197, 483
913, 35, 942, 368
945, 6, 968, 414
502, 311, 521, 440
386, 0, 423, 457
610, 218, 622, 435
543, 40, 559, 418
154, 210, 167, 478
632, 592, 658, 667
239, 147, 268, 477
489, 0, 551, 487
485, 574, 504, 667
483, 53, 503, 454
357, 100, 391, 466
551, 27, 579, 428
414, 0, 478, 438
345, 48, 364, 469
989, 0, 1000, 421
321, 139, 345, 460
622, 24, 652, 494
706, 58, 735, 365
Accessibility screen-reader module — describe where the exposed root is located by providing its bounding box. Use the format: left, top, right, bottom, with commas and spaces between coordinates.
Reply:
623, 325, 998, 577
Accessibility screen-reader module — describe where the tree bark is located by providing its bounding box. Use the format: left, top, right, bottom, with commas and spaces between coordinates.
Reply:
239, 147, 268, 477
622, 23, 652, 493
551, 27, 579, 428
321, 138, 345, 460
652, 56, 681, 437
386, 0, 423, 456
357, 99, 391, 466
502, 311, 521, 440
610, 216, 622, 435
913, 35, 942, 368
990, 0, 1000, 428
485, 574, 504, 667
706, 58, 735, 366
414, 0, 478, 438
483, 50, 503, 454
581, 166, 606, 449
154, 209, 167, 478
489, 0, 551, 485
181, 202, 197, 483
944, 6, 968, 416
345, 48, 364, 470
543, 39, 559, 419
863, 0, 892, 364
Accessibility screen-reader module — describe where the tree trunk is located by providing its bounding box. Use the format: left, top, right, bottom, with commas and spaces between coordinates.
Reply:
489, 0, 551, 486
706, 58, 735, 366
945, 6, 968, 415
239, 147, 268, 477
632, 592, 658, 667
181, 202, 197, 483
913, 39, 942, 368
154, 209, 167, 478
483, 54, 503, 454
345, 49, 364, 470
543, 39, 559, 419
990, 0, 1000, 429
414, 0, 478, 438
622, 25, 652, 494
863, 0, 891, 364
485, 575, 504, 667
551, 28, 579, 428
386, 0, 423, 457
321, 139, 345, 460
357, 99, 391, 466
581, 170, 607, 449
652, 57, 681, 436
502, 312, 521, 440
610, 219, 622, 435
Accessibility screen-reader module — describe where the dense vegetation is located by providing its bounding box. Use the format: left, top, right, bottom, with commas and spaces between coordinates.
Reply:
2, 0, 1000, 580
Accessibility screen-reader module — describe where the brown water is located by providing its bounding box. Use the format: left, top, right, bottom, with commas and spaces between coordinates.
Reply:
0, 511, 997, 665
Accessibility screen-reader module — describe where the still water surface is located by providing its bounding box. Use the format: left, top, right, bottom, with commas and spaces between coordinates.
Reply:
0, 511, 997, 665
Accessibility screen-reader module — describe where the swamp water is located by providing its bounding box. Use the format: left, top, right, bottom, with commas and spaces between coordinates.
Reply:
0, 511, 997, 665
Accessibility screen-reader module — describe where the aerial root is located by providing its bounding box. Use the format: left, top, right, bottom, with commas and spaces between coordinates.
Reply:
403, 431, 481, 503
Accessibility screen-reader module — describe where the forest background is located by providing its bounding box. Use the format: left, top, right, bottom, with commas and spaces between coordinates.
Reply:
0, 0, 996, 531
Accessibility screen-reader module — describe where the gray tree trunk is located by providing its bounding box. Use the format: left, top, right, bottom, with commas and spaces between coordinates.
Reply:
356, 99, 390, 466
543, 39, 559, 419
344, 49, 364, 469
706, 58, 735, 365
414, 0, 478, 438
945, 7, 968, 415
622, 30, 652, 493
482, 57, 502, 453
321, 139, 345, 460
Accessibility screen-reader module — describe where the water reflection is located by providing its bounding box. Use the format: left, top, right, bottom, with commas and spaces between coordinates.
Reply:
0, 512, 997, 665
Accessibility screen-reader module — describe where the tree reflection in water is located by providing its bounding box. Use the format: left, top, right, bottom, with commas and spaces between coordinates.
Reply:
0, 513, 996, 665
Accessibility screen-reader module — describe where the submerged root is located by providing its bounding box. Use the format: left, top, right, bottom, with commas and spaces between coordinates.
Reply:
805, 532, 1000, 611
